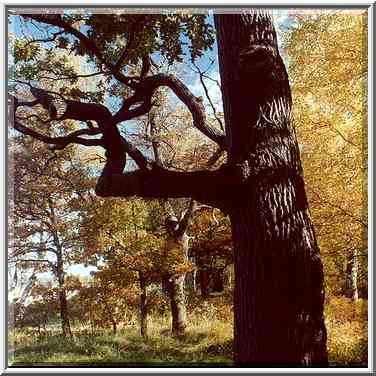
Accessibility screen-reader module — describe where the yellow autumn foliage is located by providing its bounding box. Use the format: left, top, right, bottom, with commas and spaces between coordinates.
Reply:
285, 10, 368, 296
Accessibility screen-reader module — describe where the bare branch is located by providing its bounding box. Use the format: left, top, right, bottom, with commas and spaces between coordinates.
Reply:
327, 122, 361, 149
192, 61, 225, 132
15, 259, 56, 269
37, 71, 106, 82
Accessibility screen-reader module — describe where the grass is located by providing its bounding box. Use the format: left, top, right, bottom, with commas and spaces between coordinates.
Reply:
325, 296, 368, 367
8, 295, 368, 367
9, 309, 233, 366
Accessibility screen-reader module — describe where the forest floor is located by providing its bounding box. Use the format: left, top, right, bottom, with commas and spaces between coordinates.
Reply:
9, 296, 368, 367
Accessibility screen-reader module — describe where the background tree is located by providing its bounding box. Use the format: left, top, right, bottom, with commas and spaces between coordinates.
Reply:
78, 192, 195, 337
72, 271, 136, 335
10, 136, 91, 337
190, 209, 233, 298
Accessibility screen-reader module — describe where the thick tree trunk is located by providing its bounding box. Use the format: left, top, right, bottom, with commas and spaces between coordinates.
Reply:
192, 268, 197, 292
345, 249, 359, 301
215, 13, 328, 365
139, 273, 148, 338
164, 207, 191, 336
166, 275, 187, 336
166, 241, 188, 336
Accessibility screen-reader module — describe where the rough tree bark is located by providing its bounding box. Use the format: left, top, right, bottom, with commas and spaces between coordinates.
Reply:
214, 12, 328, 365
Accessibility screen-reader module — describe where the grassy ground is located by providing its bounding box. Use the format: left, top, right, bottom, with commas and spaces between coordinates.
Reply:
10, 320, 232, 366
9, 296, 367, 367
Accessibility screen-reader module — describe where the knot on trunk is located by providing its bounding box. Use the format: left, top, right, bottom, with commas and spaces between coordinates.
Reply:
226, 160, 252, 183
238, 44, 276, 77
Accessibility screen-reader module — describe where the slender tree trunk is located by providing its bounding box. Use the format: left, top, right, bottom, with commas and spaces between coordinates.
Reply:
345, 249, 359, 301
192, 268, 197, 292
139, 273, 148, 338
90, 318, 95, 336
184, 256, 197, 292
212, 270, 224, 293
112, 320, 117, 335
56, 254, 72, 337
215, 13, 328, 365
224, 265, 234, 291
197, 255, 210, 298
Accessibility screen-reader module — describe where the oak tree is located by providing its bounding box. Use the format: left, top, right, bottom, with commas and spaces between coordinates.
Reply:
10, 9, 328, 364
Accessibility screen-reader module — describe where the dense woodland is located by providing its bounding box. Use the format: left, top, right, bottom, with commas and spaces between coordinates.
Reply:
8, 9, 368, 367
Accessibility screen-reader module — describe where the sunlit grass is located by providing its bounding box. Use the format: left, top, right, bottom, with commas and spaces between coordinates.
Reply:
10, 323, 233, 365
9, 295, 367, 367
9, 296, 233, 366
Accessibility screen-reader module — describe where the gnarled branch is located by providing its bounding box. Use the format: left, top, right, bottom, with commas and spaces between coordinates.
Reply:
14, 120, 104, 150
10, 94, 106, 150
114, 73, 226, 147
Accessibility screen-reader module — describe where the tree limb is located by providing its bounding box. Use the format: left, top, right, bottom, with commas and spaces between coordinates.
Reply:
13, 120, 104, 150
95, 164, 236, 211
